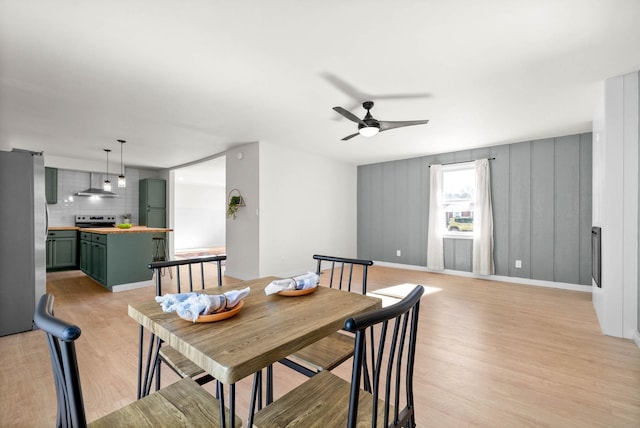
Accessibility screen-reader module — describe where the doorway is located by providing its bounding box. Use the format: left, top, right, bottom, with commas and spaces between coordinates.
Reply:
173, 156, 226, 258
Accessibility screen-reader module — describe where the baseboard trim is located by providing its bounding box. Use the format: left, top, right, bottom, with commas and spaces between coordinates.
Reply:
111, 280, 154, 293
373, 261, 592, 293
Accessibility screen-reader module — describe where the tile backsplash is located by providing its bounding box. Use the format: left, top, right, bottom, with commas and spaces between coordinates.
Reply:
47, 168, 141, 226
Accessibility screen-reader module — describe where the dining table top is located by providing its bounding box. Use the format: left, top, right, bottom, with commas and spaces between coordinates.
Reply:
128, 276, 382, 385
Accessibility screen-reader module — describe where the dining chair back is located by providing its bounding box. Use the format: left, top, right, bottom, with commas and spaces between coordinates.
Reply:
37, 295, 86, 427
254, 284, 424, 428
34, 293, 238, 428
279, 254, 374, 377
347, 284, 423, 427
144, 255, 227, 393
314, 254, 373, 294
151, 254, 226, 295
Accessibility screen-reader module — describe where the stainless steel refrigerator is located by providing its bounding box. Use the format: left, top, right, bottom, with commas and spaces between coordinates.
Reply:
0, 149, 47, 336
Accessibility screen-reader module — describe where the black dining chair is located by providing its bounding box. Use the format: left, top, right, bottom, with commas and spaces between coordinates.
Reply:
253, 284, 425, 428
278, 254, 374, 377
142, 255, 226, 395
34, 293, 241, 428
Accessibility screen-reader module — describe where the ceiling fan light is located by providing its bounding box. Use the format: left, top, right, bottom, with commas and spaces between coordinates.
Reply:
359, 126, 379, 138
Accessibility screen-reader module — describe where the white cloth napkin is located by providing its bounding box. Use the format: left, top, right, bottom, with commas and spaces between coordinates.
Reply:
264, 272, 319, 295
155, 287, 250, 322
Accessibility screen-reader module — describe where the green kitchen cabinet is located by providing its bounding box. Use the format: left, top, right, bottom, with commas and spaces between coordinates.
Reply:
79, 233, 91, 272
89, 233, 107, 285
79, 231, 154, 291
139, 178, 166, 227
46, 230, 77, 270
45, 167, 58, 204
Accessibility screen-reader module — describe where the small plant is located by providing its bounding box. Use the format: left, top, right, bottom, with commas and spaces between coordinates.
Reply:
226, 196, 242, 219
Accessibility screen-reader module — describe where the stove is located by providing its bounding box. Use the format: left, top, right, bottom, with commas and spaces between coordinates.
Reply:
75, 215, 116, 228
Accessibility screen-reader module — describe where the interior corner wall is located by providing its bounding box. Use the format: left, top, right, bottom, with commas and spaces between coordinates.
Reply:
258, 141, 357, 277
225, 143, 260, 280
593, 71, 639, 339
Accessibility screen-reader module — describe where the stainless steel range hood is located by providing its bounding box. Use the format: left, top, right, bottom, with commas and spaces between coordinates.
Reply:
75, 172, 117, 198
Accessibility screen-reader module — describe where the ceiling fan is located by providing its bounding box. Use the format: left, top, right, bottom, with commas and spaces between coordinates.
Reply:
333, 101, 430, 141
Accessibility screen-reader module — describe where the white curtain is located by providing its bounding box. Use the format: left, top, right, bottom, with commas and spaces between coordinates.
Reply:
427, 164, 444, 271
472, 159, 495, 275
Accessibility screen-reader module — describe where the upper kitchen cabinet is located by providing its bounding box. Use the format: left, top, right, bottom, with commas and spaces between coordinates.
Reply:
45, 167, 57, 204
139, 178, 166, 227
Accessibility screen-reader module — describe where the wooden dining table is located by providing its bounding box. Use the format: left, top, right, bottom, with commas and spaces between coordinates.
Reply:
128, 276, 382, 427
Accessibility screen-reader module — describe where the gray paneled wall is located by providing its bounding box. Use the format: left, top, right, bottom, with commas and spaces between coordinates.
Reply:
357, 132, 593, 285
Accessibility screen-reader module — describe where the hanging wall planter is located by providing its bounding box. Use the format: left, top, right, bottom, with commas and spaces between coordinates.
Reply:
226, 188, 246, 219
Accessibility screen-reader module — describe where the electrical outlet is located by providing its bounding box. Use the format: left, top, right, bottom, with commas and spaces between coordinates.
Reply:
396, 250, 401, 257
515, 260, 522, 269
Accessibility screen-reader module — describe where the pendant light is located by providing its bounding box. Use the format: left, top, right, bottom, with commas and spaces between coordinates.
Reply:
117, 139, 126, 188
103, 149, 112, 192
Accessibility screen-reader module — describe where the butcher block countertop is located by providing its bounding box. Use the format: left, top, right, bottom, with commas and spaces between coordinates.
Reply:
48, 226, 80, 231
78, 226, 173, 234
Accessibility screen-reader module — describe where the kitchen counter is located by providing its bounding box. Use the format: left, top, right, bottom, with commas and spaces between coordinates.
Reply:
48, 226, 80, 231
79, 225, 173, 234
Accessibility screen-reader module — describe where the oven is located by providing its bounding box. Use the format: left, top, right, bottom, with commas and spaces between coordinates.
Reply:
75, 215, 116, 228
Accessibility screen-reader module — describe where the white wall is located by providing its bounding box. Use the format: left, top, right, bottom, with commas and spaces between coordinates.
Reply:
173, 182, 225, 250
223, 141, 358, 280
593, 71, 639, 339
225, 143, 260, 280
258, 141, 357, 277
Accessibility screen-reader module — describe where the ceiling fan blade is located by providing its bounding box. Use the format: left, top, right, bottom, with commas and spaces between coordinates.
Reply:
373, 93, 431, 101
341, 132, 361, 141
321, 72, 368, 101
378, 119, 429, 132
333, 106, 367, 126
322, 72, 432, 111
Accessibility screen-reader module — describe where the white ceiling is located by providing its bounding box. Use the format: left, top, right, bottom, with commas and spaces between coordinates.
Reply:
1, 1, 640, 169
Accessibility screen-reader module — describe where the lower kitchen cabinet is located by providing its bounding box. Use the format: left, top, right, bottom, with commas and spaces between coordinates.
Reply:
79, 231, 153, 290
79, 235, 91, 272
46, 230, 77, 270
90, 238, 107, 285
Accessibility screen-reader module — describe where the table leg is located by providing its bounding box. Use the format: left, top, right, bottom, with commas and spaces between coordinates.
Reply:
230, 384, 236, 428
266, 364, 273, 404
137, 326, 161, 399
137, 326, 143, 399
215, 381, 237, 428
217, 381, 226, 428
248, 371, 263, 427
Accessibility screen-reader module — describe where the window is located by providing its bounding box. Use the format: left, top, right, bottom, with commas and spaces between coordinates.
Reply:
442, 162, 475, 236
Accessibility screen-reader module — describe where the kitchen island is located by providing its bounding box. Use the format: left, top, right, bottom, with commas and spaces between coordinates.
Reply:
79, 226, 172, 292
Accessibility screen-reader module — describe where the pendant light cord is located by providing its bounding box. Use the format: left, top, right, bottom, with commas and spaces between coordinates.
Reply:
104, 149, 111, 179
118, 139, 125, 176
117, 139, 127, 188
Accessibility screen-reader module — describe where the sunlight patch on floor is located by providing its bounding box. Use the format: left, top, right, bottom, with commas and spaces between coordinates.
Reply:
366, 283, 440, 307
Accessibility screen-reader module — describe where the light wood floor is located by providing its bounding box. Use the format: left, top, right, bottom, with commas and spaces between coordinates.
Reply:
1, 266, 639, 427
